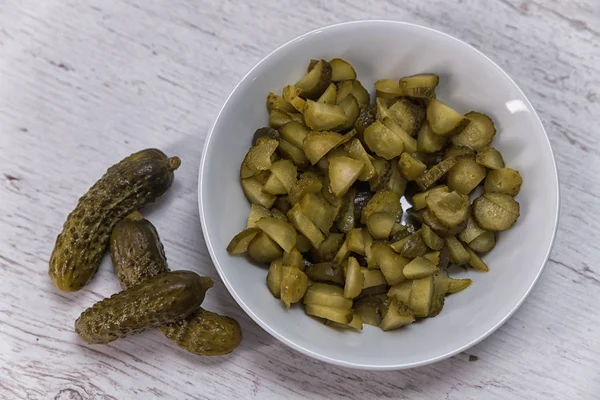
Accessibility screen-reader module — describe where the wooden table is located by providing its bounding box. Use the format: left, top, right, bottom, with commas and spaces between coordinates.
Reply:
1, 1, 598, 398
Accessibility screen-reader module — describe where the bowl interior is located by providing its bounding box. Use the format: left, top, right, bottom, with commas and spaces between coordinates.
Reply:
199, 21, 558, 369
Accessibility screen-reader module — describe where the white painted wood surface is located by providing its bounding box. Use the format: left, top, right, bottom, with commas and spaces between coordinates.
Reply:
0, 0, 598, 398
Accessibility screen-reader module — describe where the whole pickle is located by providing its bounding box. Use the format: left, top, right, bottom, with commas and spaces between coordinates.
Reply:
75, 271, 212, 344
49, 149, 181, 292
161, 309, 242, 357
110, 211, 168, 290
110, 213, 242, 355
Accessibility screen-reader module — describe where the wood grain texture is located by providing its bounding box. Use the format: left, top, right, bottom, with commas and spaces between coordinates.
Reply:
0, 0, 599, 398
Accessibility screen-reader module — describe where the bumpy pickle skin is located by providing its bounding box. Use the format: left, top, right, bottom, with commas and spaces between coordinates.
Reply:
110, 213, 242, 356
49, 149, 181, 292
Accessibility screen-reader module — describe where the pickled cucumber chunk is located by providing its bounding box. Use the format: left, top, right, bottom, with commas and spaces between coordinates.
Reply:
451, 112, 496, 150
399, 73, 439, 99
426, 99, 470, 137
473, 193, 520, 231
329, 58, 357, 81
296, 59, 332, 100
380, 298, 415, 331
484, 168, 523, 196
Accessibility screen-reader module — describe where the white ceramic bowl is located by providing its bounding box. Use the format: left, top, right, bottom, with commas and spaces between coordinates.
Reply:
199, 20, 559, 370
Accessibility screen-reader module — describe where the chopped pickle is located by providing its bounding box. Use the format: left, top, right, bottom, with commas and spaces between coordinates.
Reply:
484, 168, 523, 196
337, 79, 370, 107
355, 295, 385, 326
466, 247, 489, 272
383, 117, 418, 153
421, 224, 444, 250
299, 192, 334, 234
280, 266, 309, 308
444, 236, 471, 265
266, 92, 297, 114
262, 173, 287, 195
289, 172, 323, 205
361, 190, 402, 223
468, 231, 496, 253
317, 83, 337, 104
399, 153, 427, 181
270, 110, 293, 128
329, 58, 357, 81
270, 159, 297, 193
354, 106, 376, 139
399, 73, 439, 99
227, 227, 261, 254
370, 243, 409, 285
375, 97, 392, 121
303, 130, 344, 165
423, 251, 440, 266
390, 232, 428, 258
332, 240, 350, 265
417, 121, 448, 153
409, 275, 434, 318
304, 283, 352, 310
346, 139, 376, 181
296, 59, 332, 100
476, 146, 505, 169
458, 214, 487, 244
473, 193, 520, 231
429, 269, 450, 317
279, 121, 309, 149
403, 256, 438, 279
304, 100, 347, 131
412, 185, 449, 211
380, 298, 415, 331
416, 156, 459, 190
447, 277, 473, 294
305, 262, 345, 286
328, 156, 364, 198
241, 177, 276, 208
278, 139, 309, 167
344, 257, 364, 299
364, 120, 405, 160
282, 85, 302, 103
426, 191, 469, 228
305, 304, 353, 324
374, 79, 404, 103
451, 111, 496, 150
337, 95, 361, 131
346, 227, 366, 255
247, 232, 283, 264
388, 98, 426, 136
252, 127, 280, 146
361, 267, 388, 290
256, 217, 297, 253
427, 99, 470, 136
447, 156, 486, 195
247, 204, 272, 228
245, 138, 279, 172
287, 204, 325, 249
365, 212, 396, 240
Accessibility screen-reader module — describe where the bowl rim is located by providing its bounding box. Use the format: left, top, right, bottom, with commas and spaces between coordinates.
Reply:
198, 19, 560, 370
